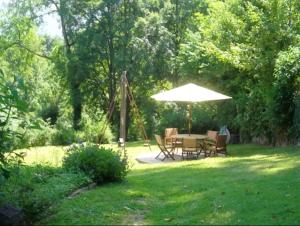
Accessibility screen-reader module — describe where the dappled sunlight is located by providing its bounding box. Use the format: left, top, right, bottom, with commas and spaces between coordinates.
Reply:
247, 158, 300, 176
123, 188, 152, 199
200, 211, 236, 225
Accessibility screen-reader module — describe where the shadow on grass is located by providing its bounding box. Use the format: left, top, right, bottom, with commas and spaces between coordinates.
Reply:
42, 147, 300, 225
228, 144, 300, 157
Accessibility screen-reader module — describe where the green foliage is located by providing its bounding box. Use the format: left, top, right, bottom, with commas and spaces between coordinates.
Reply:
272, 46, 300, 143
0, 164, 91, 223
78, 111, 114, 144
2, 0, 300, 145
155, 103, 219, 135
21, 110, 114, 147
0, 69, 29, 177
51, 119, 76, 145
38, 102, 59, 125
156, 103, 189, 135
179, 0, 300, 144
63, 144, 129, 185
23, 119, 54, 147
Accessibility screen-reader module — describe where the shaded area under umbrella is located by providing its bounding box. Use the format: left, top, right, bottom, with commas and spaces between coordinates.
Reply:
151, 83, 232, 134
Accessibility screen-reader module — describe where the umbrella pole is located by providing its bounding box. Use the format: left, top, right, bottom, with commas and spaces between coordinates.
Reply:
188, 104, 192, 135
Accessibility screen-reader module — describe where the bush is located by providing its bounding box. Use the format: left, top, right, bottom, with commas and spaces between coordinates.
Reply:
38, 103, 59, 125
50, 117, 77, 145
51, 127, 76, 145
79, 111, 114, 144
0, 164, 91, 223
22, 119, 55, 147
49, 110, 113, 145
63, 144, 128, 185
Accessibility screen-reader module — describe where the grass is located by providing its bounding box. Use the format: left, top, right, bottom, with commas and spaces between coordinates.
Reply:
21, 146, 66, 166
24, 143, 300, 225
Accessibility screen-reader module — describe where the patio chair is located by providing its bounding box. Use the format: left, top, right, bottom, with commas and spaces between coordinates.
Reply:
205, 134, 227, 156
155, 134, 175, 161
182, 137, 200, 160
165, 128, 182, 152
164, 128, 178, 145
207, 130, 218, 141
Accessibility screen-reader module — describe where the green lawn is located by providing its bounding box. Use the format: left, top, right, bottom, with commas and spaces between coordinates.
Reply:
23, 143, 300, 225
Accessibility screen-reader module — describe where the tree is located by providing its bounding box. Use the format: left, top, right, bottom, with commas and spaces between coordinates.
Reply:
179, 0, 300, 144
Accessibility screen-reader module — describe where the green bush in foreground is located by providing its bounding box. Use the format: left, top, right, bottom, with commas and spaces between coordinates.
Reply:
0, 164, 91, 223
63, 144, 129, 185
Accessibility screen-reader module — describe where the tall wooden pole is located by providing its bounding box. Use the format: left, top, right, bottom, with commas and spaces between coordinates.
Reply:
188, 104, 192, 135
119, 71, 127, 145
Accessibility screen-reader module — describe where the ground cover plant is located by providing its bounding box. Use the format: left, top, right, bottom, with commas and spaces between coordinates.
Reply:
25, 143, 300, 225
0, 164, 91, 224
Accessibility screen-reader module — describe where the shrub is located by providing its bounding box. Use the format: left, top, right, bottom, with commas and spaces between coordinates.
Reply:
50, 117, 76, 145
48, 111, 113, 145
0, 164, 91, 223
79, 111, 114, 144
23, 119, 55, 147
38, 103, 59, 125
51, 127, 76, 145
63, 144, 128, 184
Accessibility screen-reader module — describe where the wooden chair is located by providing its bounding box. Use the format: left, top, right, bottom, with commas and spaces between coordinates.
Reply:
165, 128, 182, 152
182, 137, 200, 160
207, 130, 218, 141
164, 128, 178, 145
205, 135, 227, 156
155, 134, 175, 161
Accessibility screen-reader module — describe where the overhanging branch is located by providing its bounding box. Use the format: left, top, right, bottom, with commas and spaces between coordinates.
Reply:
2, 42, 52, 60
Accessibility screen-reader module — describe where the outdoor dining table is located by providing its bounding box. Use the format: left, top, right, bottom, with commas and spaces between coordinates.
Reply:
171, 134, 208, 140
171, 134, 208, 150
170, 134, 209, 159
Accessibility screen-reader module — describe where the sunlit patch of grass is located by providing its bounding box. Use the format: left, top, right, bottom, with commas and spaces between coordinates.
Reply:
19, 146, 65, 166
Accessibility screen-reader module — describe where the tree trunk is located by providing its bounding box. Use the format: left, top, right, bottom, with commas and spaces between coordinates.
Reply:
55, 0, 82, 130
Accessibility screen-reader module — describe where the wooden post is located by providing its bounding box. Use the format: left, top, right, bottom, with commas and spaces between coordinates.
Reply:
188, 104, 192, 135
119, 71, 127, 146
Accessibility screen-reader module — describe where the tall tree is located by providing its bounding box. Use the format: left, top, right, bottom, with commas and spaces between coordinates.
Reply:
179, 0, 300, 144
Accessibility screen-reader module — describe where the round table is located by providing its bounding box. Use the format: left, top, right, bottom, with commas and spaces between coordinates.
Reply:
171, 134, 208, 140
170, 134, 209, 159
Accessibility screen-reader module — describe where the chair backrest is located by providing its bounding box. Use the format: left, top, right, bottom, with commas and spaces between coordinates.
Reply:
155, 134, 168, 152
216, 135, 227, 148
182, 137, 197, 149
207, 130, 218, 141
155, 134, 163, 146
165, 128, 178, 138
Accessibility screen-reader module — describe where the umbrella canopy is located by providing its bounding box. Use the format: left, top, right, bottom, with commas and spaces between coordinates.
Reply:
151, 83, 232, 134
151, 83, 231, 102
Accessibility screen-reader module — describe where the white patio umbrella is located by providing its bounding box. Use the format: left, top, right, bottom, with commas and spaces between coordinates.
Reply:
151, 83, 232, 134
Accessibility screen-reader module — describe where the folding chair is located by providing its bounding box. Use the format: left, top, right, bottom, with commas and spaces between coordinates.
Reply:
165, 128, 182, 152
182, 137, 200, 160
155, 134, 175, 161
207, 130, 218, 141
